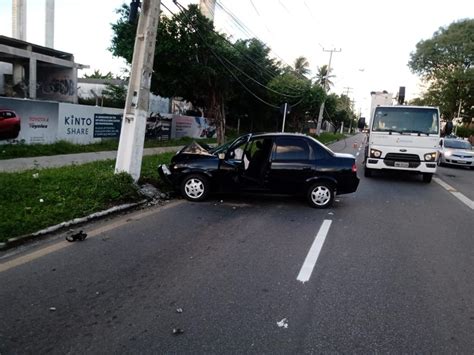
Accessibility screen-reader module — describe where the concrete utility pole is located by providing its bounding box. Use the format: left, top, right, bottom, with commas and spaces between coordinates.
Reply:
316, 48, 341, 135
115, 0, 161, 181
45, 0, 55, 48
12, 0, 27, 87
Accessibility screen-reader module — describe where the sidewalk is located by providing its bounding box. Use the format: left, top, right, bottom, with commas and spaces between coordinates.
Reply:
0, 146, 183, 173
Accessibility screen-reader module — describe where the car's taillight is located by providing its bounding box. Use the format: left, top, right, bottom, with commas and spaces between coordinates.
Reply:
352, 163, 357, 173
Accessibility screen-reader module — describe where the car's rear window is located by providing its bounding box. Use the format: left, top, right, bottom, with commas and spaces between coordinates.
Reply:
273, 137, 311, 161
0, 111, 16, 119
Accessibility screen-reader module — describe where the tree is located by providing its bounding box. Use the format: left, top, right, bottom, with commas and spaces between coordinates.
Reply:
315, 64, 334, 89
110, 4, 236, 143
83, 70, 115, 79
409, 19, 474, 120
294, 56, 310, 76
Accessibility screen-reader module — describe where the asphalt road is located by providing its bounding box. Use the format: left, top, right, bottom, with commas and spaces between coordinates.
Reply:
1, 133, 473, 353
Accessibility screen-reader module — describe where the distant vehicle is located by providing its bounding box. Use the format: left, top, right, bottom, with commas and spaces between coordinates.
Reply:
364, 105, 440, 183
158, 133, 359, 208
0, 109, 21, 140
438, 138, 474, 169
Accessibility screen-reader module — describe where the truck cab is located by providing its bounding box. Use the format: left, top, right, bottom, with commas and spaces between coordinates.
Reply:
364, 105, 440, 183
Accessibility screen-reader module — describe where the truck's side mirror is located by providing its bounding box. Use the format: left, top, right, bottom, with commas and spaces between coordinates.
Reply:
218, 153, 225, 160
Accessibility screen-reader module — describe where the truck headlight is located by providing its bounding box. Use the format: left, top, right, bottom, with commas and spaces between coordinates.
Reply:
370, 149, 382, 158
424, 152, 437, 161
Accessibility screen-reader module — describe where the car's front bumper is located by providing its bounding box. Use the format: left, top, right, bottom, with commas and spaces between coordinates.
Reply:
158, 164, 175, 186
366, 158, 437, 173
440, 156, 474, 167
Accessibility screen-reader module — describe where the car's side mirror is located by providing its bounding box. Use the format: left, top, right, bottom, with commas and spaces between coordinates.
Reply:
218, 153, 225, 160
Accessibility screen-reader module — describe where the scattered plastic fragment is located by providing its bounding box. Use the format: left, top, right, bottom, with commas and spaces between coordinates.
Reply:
66, 230, 88, 242
32, 173, 39, 179
49, 307, 56, 312
39, 198, 44, 203
176, 308, 183, 313
172, 328, 184, 335
328, 212, 334, 215
277, 318, 288, 329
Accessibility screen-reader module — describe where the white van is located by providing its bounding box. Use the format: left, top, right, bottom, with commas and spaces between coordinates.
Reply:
364, 105, 440, 183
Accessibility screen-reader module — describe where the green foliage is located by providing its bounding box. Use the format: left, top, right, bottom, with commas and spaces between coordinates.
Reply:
314, 132, 346, 144
83, 70, 115, 79
455, 125, 474, 138
294, 56, 310, 76
409, 19, 474, 120
108, 3, 356, 138
315, 65, 334, 89
0, 153, 175, 242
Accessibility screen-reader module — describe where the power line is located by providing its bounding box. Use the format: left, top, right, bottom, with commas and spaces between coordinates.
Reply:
171, 1, 305, 95
173, 0, 283, 109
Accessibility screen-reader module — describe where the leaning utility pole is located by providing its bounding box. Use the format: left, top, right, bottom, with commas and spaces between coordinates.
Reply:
115, 0, 161, 181
316, 48, 341, 135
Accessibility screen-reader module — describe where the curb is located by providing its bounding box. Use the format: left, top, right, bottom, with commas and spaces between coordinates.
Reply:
0, 200, 147, 251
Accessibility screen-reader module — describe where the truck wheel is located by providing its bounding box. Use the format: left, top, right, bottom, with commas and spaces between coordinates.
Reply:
181, 174, 210, 201
422, 173, 433, 183
307, 182, 334, 209
364, 166, 372, 177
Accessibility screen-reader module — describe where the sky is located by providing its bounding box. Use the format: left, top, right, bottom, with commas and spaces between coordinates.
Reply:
0, 0, 472, 118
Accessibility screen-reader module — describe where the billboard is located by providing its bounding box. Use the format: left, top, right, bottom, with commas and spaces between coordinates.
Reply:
170, 115, 216, 139
0, 97, 58, 144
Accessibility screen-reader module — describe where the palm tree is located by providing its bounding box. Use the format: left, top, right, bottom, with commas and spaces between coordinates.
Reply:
315, 64, 334, 90
294, 56, 310, 76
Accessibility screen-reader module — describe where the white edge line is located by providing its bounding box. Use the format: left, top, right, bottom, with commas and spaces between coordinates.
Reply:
297, 219, 332, 283
433, 177, 474, 210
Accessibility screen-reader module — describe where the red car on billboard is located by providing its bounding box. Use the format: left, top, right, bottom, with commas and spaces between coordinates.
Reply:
0, 109, 21, 140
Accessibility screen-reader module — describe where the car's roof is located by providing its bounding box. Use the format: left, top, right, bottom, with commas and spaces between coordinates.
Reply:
250, 132, 311, 139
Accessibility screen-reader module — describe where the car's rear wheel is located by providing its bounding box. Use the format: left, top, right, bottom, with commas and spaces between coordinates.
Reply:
422, 173, 433, 183
181, 174, 210, 201
307, 182, 334, 209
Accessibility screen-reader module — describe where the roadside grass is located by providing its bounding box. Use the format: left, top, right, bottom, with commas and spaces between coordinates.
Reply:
0, 152, 175, 242
315, 132, 347, 144
0, 137, 215, 160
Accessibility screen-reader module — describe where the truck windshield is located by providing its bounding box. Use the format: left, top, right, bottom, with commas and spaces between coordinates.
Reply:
372, 107, 439, 135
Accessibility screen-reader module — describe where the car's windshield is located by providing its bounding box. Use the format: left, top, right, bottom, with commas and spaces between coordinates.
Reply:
209, 134, 251, 154
444, 139, 472, 150
372, 107, 439, 134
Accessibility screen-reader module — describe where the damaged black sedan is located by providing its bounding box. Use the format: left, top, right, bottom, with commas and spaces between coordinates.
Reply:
158, 133, 359, 208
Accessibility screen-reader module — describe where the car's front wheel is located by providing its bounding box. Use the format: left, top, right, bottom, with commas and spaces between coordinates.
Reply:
181, 174, 210, 201
307, 182, 334, 209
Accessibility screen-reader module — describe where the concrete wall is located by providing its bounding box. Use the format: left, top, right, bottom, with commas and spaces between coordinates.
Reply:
0, 62, 13, 96
37, 66, 76, 103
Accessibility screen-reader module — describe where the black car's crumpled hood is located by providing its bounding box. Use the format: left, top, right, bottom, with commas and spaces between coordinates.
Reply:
178, 141, 213, 156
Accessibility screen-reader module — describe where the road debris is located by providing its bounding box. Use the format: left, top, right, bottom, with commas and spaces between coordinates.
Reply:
176, 308, 183, 313
65, 230, 88, 242
277, 318, 288, 329
172, 328, 184, 335
49, 307, 56, 312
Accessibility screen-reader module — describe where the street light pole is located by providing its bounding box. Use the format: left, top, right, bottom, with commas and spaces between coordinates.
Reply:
115, 0, 161, 182
316, 48, 341, 135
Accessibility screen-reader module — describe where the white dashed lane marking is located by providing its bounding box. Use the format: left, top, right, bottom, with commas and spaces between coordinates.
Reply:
297, 220, 332, 283
433, 177, 474, 210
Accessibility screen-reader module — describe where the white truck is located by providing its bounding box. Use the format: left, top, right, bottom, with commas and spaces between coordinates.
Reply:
364, 105, 440, 183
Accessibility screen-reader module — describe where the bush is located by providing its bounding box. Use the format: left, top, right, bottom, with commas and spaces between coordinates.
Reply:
455, 125, 474, 138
